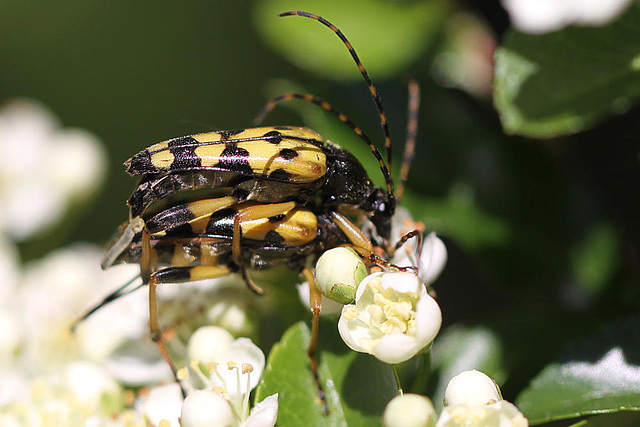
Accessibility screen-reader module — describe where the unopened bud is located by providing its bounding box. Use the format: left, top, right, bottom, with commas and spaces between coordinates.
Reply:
315, 247, 367, 304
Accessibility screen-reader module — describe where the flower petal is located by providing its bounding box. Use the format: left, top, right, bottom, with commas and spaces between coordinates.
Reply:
181, 390, 234, 427
243, 393, 279, 427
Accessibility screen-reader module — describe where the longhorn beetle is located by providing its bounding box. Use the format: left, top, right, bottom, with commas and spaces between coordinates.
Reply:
80, 10, 422, 399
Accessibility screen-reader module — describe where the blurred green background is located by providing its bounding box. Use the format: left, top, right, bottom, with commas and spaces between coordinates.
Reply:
2, 0, 639, 418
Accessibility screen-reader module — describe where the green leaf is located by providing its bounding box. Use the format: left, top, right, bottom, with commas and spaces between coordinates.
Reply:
494, 4, 640, 138
256, 320, 397, 427
254, 0, 450, 80
516, 317, 640, 424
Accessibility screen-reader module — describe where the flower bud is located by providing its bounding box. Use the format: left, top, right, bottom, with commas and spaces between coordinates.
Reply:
444, 370, 501, 407
315, 247, 367, 304
383, 393, 436, 427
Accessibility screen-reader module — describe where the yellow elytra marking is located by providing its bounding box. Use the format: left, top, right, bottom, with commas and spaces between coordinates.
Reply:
150, 149, 175, 169
192, 140, 325, 182
241, 207, 318, 245
145, 126, 327, 183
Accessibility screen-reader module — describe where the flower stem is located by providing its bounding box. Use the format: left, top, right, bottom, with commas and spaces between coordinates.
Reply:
392, 365, 403, 395
410, 350, 431, 394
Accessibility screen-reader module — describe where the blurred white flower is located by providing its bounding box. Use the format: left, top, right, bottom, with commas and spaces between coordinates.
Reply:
187, 326, 235, 365
0, 361, 134, 427
383, 393, 437, 427
0, 99, 106, 240
389, 208, 447, 286
436, 370, 528, 427
181, 389, 235, 427
17, 244, 142, 369
393, 232, 447, 286
433, 13, 496, 98
158, 275, 257, 338
338, 272, 442, 364
137, 383, 184, 427
501, 0, 634, 34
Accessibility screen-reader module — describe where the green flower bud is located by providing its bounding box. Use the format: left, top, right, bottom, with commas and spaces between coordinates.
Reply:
314, 247, 367, 304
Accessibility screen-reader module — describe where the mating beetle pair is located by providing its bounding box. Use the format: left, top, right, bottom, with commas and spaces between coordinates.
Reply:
93, 10, 422, 392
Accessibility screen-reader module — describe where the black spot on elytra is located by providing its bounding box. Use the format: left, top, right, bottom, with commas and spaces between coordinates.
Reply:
165, 223, 195, 238
279, 148, 298, 160
205, 207, 236, 238
219, 129, 244, 140
265, 230, 285, 243
146, 204, 196, 233
168, 136, 198, 147
215, 146, 253, 174
126, 151, 154, 175
263, 130, 283, 144
268, 213, 286, 223
168, 136, 202, 170
268, 168, 291, 182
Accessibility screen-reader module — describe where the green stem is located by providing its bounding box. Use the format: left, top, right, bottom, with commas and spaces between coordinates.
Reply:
392, 364, 403, 395
410, 350, 431, 394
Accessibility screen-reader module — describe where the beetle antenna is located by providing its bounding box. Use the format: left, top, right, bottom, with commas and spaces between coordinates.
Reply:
279, 11, 394, 194
71, 275, 143, 331
254, 92, 393, 195
396, 79, 420, 202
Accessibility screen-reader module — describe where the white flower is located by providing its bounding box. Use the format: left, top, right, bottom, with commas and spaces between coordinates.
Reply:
443, 370, 501, 407
383, 393, 437, 427
173, 335, 277, 427
0, 99, 106, 240
314, 247, 367, 304
436, 370, 528, 427
501, 0, 634, 34
338, 272, 442, 364
393, 232, 447, 286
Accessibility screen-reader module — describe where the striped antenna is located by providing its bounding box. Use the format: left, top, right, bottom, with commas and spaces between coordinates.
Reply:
279, 11, 394, 186
395, 80, 420, 202
254, 92, 393, 195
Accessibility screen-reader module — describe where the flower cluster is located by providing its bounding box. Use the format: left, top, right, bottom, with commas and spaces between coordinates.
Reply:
0, 100, 105, 240
138, 328, 277, 427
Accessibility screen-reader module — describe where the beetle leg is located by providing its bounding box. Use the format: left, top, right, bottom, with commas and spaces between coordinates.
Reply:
331, 212, 418, 273
330, 211, 374, 253
302, 267, 328, 413
231, 201, 297, 295
148, 264, 233, 398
